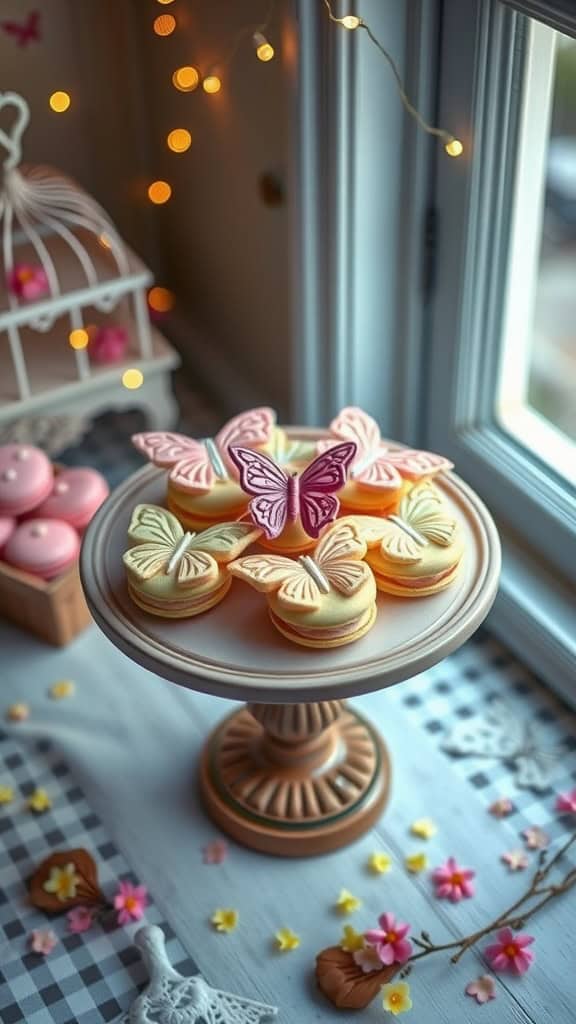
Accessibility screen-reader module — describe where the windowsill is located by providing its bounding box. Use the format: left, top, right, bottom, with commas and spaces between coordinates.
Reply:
497, 403, 576, 486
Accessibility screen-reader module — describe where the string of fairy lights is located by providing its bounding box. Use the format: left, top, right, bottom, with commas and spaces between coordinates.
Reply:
44, 0, 461, 391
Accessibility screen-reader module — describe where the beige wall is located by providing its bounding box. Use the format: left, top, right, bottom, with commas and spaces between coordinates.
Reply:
0, 0, 292, 415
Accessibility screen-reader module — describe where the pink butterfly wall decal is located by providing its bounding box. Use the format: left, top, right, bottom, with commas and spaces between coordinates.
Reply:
1, 11, 40, 47
228, 441, 356, 539
320, 407, 453, 489
132, 408, 275, 494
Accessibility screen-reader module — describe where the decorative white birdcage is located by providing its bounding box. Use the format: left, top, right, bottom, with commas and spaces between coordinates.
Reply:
0, 91, 178, 427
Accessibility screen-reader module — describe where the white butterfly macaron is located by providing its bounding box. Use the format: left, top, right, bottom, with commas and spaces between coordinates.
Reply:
352, 484, 458, 563
123, 504, 261, 587
229, 519, 378, 647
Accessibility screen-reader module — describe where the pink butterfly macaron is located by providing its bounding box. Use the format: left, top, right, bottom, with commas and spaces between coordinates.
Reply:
228, 441, 357, 555
319, 407, 453, 515
348, 483, 464, 596
229, 519, 377, 648
123, 504, 261, 618
132, 408, 276, 532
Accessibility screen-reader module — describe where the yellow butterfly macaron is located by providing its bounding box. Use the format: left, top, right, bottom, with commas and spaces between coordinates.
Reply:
348, 483, 463, 596
123, 504, 261, 618
228, 519, 377, 648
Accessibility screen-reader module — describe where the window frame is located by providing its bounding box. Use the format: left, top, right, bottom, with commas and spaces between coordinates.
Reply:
427, 0, 576, 699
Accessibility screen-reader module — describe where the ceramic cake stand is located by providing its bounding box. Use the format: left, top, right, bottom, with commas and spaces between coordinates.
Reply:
81, 429, 500, 857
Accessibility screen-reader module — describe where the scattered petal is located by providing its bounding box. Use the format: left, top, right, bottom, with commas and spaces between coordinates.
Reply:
202, 838, 228, 865
522, 826, 550, 851
410, 817, 437, 839
488, 798, 514, 818
485, 927, 534, 974
30, 929, 57, 955
114, 881, 148, 925
336, 888, 362, 914
27, 788, 52, 813
211, 908, 239, 933
365, 911, 413, 965
466, 975, 496, 1004
49, 679, 75, 700
275, 927, 300, 951
43, 863, 81, 902
555, 789, 576, 814
368, 851, 392, 874
501, 850, 529, 872
0, 785, 14, 805
7, 702, 29, 722
67, 906, 94, 933
353, 945, 384, 973
340, 924, 365, 952
405, 853, 428, 874
431, 857, 475, 901
382, 981, 413, 1015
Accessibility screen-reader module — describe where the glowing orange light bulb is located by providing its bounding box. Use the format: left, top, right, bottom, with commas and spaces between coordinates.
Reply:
148, 287, 175, 313
167, 128, 192, 153
148, 181, 172, 204
172, 66, 199, 92
445, 138, 464, 157
153, 14, 176, 36
253, 31, 274, 62
49, 91, 71, 113
203, 75, 221, 94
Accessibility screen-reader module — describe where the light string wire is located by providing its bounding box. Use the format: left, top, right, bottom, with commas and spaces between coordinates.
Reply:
322, 0, 461, 153
208, 0, 277, 75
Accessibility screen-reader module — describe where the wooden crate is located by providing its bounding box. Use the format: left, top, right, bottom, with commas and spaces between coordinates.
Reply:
0, 556, 92, 646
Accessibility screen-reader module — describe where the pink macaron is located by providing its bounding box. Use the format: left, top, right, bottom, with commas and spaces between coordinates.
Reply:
3, 519, 80, 580
0, 516, 16, 555
0, 444, 53, 516
33, 467, 109, 532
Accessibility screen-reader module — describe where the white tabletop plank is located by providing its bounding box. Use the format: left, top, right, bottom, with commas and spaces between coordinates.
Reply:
2, 620, 572, 1023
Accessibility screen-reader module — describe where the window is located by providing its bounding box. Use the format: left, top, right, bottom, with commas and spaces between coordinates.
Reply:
427, 0, 576, 699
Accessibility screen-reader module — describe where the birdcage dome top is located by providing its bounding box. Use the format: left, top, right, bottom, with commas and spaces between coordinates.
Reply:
0, 91, 133, 326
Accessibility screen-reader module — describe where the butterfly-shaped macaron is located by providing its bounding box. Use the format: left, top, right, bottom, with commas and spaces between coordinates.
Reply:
228, 441, 356, 545
229, 520, 377, 647
349, 484, 463, 596
123, 504, 260, 617
132, 408, 276, 493
319, 407, 453, 499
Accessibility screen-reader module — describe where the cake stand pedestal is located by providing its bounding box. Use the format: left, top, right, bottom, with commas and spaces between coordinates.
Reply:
81, 429, 500, 857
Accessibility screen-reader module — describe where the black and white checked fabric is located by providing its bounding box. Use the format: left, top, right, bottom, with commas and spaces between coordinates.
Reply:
389, 628, 576, 843
0, 730, 195, 1024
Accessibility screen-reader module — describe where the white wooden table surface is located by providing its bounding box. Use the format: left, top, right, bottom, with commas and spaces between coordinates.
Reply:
1, 618, 575, 1023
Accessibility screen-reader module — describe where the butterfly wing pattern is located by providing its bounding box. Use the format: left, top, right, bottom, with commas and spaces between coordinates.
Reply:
321, 406, 453, 489
214, 406, 275, 469
228, 447, 290, 538
376, 485, 457, 564
229, 520, 370, 612
131, 432, 215, 492
123, 504, 217, 587
298, 442, 356, 537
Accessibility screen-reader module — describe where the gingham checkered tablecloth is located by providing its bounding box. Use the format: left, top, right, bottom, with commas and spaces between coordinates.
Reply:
0, 730, 195, 1024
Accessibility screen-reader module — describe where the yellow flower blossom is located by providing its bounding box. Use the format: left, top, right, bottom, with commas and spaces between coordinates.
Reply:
340, 924, 365, 952
0, 785, 14, 805
405, 852, 428, 874
7, 703, 29, 722
43, 863, 81, 902
382, 981, 413, 1016
211, 908, 239, 933
368, 851, 392, 875
336, 888, 362, 914
27, 788, 52, 813
49, 679, 75, 700
410, 817, 437, 840
275, 928, 300, 951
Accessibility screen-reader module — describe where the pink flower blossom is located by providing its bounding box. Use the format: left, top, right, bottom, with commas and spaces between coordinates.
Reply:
555, 788, 576, 814
485, 927, 534, 975
114, 880, 148, 925
203, 838, 228, 865
67, 906, 94, 933
501, 849, 529, 871
8, 264, 49, 301
353, 946, 384, 973
88, 325, 128, 365
431, 857, 475, 902
488, 798, 514, 818
30, 929, 57, 955
364, 912, 413, 966
466, 975, 496, 1004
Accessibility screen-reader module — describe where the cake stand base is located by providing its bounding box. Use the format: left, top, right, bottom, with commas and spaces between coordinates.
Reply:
199, 700, 391, 856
